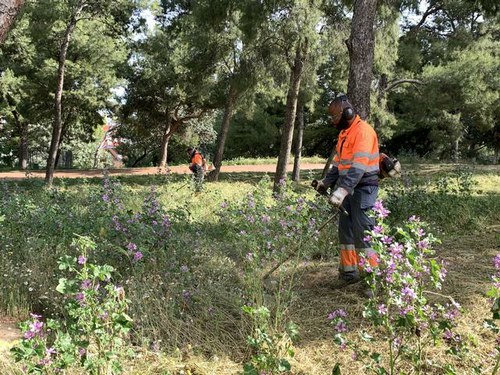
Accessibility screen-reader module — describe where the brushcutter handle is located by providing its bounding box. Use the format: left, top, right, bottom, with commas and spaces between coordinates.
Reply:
311, 179, 328, 196
337, 205, 349, 216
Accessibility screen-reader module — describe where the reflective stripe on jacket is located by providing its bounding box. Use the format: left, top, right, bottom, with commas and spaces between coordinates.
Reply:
326, 115, 379, 193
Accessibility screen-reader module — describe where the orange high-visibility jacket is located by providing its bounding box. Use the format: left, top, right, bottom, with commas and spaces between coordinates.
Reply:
189, 151, 205, 172
324, 115, 379, 193
191, 152, 203, 166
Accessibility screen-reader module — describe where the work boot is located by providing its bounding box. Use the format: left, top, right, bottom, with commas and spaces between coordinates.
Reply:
331, 271, 361, 289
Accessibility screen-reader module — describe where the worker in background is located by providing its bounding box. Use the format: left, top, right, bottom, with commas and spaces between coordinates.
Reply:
186, 147, 206, 193
313, 94, 380, 296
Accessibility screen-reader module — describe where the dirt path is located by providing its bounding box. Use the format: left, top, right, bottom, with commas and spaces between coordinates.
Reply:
0, 318, 20, 352
0, 163, 325, 180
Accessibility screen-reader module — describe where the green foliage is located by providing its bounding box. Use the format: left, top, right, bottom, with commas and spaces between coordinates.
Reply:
383, 167, 500, 233
11, 236, 133, 374
242, 305, 298, 375
388, 7, 499, 160
330, 203, 465, 374
0, 0, 137, 169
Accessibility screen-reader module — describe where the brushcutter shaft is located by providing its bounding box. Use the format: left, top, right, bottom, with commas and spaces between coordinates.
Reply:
262, 209, 341, 280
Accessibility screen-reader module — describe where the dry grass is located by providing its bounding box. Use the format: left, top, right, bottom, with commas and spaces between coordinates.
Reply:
121, 228, 496, 374
1, 163, 498, 374
281, 229, 500, 374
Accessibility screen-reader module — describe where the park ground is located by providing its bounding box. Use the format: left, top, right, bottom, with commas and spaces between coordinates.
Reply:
0, 162, 499, 374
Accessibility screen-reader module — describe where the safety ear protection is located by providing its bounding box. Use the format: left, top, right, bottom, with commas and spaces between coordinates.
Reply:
337, 94, 355, 121
343, 107, 355, 121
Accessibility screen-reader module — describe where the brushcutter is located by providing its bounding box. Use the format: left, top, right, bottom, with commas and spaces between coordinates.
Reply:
311, 179, 349, 216
261, 184, 349, 280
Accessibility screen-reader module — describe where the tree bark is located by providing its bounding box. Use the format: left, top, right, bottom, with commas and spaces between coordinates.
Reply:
0, 0, 24, 44
18, 120, 28, 169
374, 73, 388, 131
321, 146, 336, 179
292, 103, 304, 182
207, 83, 238, 182
346, 0, 378, 120
45, 1, 84, 185
158, 115, 172, 169
273, 42, 306, 193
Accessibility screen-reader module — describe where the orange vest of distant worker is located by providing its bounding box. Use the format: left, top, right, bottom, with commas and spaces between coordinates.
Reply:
191, 152, 203, 167
333, 115, 379, 185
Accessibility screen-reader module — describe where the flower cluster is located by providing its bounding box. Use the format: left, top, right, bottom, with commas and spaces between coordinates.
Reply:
102, 178, 173, 264
218, 178, 327, 271
485, 254, 500, 371
23, 313, 44, 340
331, 201, 464, 373
12, 236, 133, 374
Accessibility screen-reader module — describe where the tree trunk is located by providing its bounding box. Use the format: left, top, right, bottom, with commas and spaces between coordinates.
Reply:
19, 121, 28, 169
292, 103, 304, 182
54, 123, 70, 168
346, 0, 378, 120
374, 73, 388, 133
273, 42, 306, 193
158, 117, 172, 168
0, 0, 24, 44
207, 84, 238, 182
45, 2, 83, 185
321, 147, 336, 179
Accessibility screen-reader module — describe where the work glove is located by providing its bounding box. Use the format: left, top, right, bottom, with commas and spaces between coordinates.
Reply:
329, 187, 349, 208
311, 179, 328, 196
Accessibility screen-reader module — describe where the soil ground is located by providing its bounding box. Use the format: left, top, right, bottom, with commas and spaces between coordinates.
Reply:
0, 318, 20, 352
0, 163, 325, 180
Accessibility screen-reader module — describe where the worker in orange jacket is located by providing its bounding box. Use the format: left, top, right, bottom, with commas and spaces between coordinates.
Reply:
186, 147, 206, 193
314, 94, 380, 291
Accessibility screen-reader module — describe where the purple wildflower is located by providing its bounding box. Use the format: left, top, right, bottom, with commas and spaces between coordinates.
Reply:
381, 235, 393, 245
373, 200, 390, 218
334, 321, 348, 333
327, 309, 348, 320
81, 279, 92, 289
401, 286, 417, 301
24, 330, 35, 340
77, 255, 86, 265
494, 254, 500, 270
133, 251, 143, 261
377, 304, 388, 316
417, 239, 429, 249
